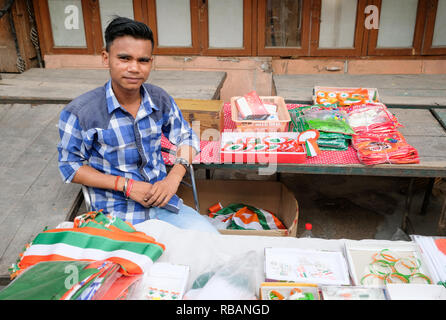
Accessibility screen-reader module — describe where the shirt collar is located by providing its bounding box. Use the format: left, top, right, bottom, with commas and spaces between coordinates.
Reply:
105, 80, 159, 115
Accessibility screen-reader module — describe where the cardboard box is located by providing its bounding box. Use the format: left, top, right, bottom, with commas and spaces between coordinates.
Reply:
220, 132, 306, 164
177, 179, 299, 237
175, 99, 223, 141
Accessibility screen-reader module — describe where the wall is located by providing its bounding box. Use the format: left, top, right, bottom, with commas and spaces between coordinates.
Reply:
272, 58, 446, 75
44, 55, 274, 103
43, 54, 446, 101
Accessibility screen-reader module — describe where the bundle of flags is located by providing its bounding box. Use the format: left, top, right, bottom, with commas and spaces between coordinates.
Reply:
1, 211, 165, 300
207, 203, 286, 231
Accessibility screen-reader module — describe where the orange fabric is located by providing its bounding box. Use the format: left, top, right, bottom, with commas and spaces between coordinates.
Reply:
435, 239, 446, 255
43, 226, 165, 250
234, 207, 260, 225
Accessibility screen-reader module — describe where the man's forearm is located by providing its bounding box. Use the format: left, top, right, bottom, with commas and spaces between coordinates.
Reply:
72, 165, 125, 192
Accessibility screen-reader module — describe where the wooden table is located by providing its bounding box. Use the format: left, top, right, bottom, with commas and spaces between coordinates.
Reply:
273, 74, 446, 107
0, 68, 226, 282
271, 74, 446, 234
193, 106, 446, 236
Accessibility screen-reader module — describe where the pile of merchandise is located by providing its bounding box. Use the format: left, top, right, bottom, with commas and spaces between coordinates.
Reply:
183, 238, 445, 300
346, 103, 419, 165
290, 87, 420, 165
289, 106, 353, 151
0, 211, 165, 300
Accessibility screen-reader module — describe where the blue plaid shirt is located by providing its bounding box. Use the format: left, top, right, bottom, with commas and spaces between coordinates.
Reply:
57, 80, 200, 224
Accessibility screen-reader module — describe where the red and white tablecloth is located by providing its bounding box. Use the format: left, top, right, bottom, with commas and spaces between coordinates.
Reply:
161, 103, 361, 165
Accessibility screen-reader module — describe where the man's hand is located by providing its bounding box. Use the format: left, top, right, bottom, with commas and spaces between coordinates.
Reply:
144, 175, 182, 208
128, 180, 154, 207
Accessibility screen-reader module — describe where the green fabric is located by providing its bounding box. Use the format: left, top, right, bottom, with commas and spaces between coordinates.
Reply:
0, 261, 97, 300
31, 230, 164, 259
76, 212, 135, 233
211, 203, 272, 231
317, 138, 349, 150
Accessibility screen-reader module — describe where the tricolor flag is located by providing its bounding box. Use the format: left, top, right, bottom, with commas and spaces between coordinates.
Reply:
10, 211, 165, 279
209, 203, 286, 231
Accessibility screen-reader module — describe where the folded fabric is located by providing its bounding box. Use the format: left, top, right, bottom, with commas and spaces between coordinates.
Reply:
9, 211, 165, 279
208, 203, 286, 231
0, 260, 125, 300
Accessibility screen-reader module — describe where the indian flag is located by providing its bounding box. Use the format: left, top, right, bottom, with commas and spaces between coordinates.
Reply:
209, 203, 286, 231
10, 212, 165, 279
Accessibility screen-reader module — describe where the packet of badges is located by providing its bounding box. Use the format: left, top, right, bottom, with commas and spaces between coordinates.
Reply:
345, 103, 402, 135
352, 131, 419, 165
289, 107, 352, 151
314, 87, 379, 107
220, 132, 306, 164
299, 105, 356, 136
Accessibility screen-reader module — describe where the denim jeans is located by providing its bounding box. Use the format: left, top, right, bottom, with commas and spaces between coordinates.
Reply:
148, 203, 219, 234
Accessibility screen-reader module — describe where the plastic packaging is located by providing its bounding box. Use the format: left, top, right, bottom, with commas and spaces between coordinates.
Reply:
301, 107, 355, 135
345, 103, 402, 134
301, 223, 313, 238
0, 260, 123, 300
352, 131, 419, 165
184, 251, 259, 300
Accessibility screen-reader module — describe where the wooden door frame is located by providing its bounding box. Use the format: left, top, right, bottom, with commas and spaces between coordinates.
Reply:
366, 0, 428, 56
256, 0, 311, 57
146, 0, 201, 55
422, 0, 446, 55
33, 0, 147, 55
199, 0, 253, 56
309, 0, 367, 57
32, 0, 98, 55
95, 0, 146, 52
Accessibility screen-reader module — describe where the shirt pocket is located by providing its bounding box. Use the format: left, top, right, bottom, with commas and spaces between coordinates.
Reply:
139, 118, 163, 152
96, 125, 140, 168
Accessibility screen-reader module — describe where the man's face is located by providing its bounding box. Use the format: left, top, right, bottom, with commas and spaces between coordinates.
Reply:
102, 35, 153, 93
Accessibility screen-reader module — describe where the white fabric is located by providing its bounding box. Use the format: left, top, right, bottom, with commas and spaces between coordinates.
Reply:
133, 219, 411, 293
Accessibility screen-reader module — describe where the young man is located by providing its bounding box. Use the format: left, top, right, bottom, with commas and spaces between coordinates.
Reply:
57, 17, 217, 233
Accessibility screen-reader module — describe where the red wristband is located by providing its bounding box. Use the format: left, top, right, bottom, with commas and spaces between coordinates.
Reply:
125, 179, 134, 198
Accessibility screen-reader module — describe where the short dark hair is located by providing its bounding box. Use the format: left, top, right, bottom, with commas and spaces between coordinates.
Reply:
104, 16, 154, 52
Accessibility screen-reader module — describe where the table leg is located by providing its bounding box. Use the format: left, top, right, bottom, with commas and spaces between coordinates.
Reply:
401, 177, 415, 234
420, 178, 435, 216
206, 168, 211, 179
438, 196, 446, 235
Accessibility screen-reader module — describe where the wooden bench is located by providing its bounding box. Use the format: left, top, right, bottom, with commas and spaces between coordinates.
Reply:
273, 74, 446, 107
